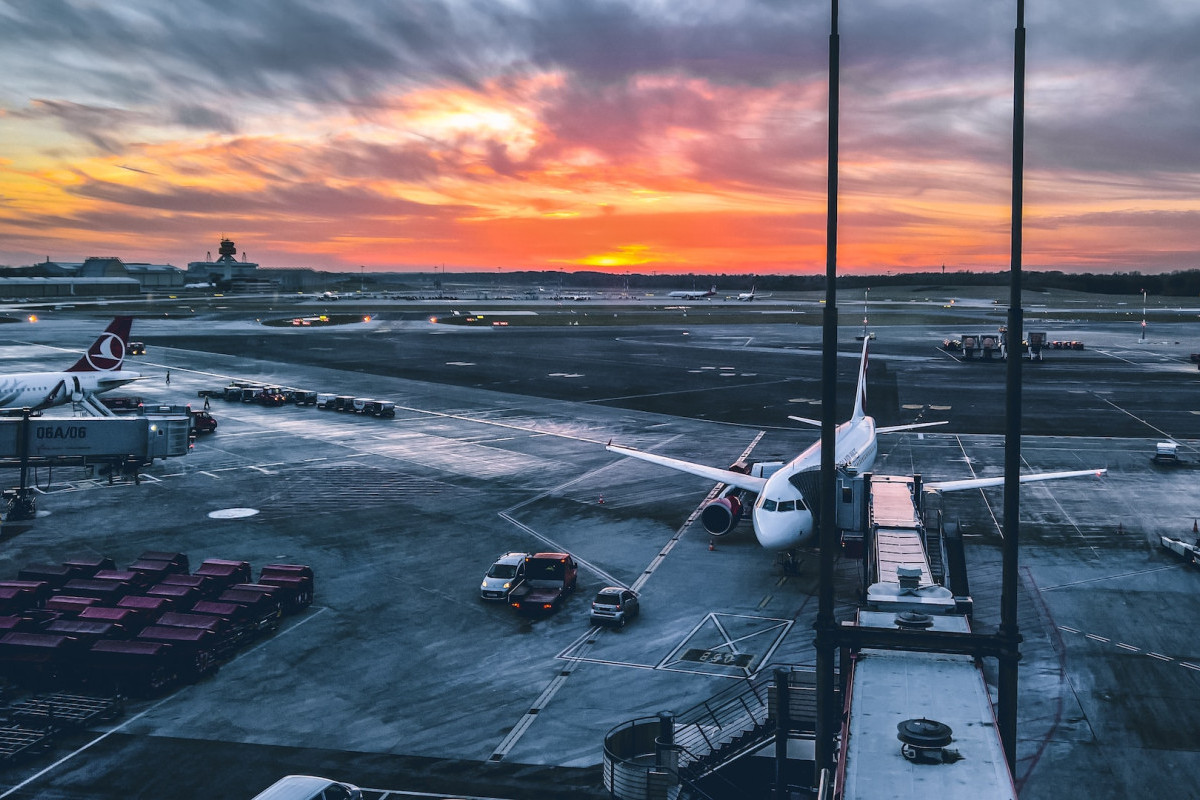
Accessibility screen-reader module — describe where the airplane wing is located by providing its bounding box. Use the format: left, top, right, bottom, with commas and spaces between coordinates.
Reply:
606, 443, 769, 493
790, 416, 947, 434
876, 421, 949, 434
925, 468, 1106, 493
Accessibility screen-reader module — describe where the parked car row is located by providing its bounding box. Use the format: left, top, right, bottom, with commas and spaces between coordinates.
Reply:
479, 551, 640, 627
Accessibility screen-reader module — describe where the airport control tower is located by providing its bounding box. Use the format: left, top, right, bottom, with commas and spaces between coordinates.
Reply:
186, 237, 260, 285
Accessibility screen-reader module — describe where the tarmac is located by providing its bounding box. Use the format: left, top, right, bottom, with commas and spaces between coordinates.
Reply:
0, 297, 1195, 799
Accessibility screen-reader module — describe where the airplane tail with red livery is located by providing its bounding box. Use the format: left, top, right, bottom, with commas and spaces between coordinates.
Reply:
66, 316, 132, 373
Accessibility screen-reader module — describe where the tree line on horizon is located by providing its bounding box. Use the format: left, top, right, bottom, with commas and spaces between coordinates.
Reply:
401, 269, 1200, 297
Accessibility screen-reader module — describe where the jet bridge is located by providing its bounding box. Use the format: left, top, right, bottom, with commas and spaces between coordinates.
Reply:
0, 410, 192, 522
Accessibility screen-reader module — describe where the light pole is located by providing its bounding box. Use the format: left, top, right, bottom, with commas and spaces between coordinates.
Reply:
1141, 289, 1147, 341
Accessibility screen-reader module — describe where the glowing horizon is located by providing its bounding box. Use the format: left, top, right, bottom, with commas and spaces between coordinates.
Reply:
0, 2, 1196, 275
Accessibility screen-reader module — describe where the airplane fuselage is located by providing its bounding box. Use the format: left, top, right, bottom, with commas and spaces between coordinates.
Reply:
751, 415, 877, 550
0, 370, 139, 409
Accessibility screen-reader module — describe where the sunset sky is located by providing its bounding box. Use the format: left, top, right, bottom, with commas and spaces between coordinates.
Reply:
1, 0, 1197, 275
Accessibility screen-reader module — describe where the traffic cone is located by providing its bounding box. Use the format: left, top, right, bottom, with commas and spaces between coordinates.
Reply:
709, 539, 715, 551
598, 494, 604, 504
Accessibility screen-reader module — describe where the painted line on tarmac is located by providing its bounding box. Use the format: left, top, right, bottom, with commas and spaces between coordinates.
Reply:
1040, 563, 1180, 591
952, 435, 1001, 535
1058, 623, 1197, 674
590, 377, 793, 404
0, 696, 173, 799
1090, 391, 1194, 451
494, 430, 766, 761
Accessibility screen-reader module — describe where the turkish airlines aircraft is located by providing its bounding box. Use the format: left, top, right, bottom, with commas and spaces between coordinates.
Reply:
606, 338, 1105, 550
0, 317, 141, 410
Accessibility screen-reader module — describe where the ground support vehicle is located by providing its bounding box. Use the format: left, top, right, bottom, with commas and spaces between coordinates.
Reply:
99, 396, 144, 413
316, 393, 336, 409
589, 587, 640, 628
0, 719, 56, 763
291, 390, 318, 406
508, 553, 578, 614
190, 410, 217, 435
359, 400, 396, 418
1160, 535, 1200, 567
480, 552, 529, 601
333, 395, 356, 411
127, 342, 146, 355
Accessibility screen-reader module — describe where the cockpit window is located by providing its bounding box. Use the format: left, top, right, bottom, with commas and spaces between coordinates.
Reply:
796, 497, 807, 511
762, 499, 777, 512
778, 500, 796, 513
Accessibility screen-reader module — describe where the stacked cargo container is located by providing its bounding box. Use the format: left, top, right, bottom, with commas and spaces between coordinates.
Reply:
0, 552, 314, 697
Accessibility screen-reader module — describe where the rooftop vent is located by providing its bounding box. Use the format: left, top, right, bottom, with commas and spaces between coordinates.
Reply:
894, 611, 934, 629
897, 718, 961, 764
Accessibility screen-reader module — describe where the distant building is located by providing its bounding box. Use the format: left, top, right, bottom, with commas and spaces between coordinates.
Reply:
187, 238, 278, 292
0, 255, 182, 297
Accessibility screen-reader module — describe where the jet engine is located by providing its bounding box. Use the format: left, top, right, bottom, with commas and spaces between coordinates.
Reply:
700, 493, 743, 536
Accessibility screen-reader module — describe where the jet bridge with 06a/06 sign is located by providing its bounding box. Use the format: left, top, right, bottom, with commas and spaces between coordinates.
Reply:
0, 411, 193, 522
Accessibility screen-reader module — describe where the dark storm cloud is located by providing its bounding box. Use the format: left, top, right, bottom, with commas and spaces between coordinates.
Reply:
66, 175, 448, 221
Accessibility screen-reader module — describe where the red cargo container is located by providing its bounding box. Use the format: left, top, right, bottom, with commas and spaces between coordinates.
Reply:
79, 606, 143, 635
0, 632, 70, 685
88, 640, 177, 695
60, 579, 130, 604
136, 551, 190, 573
136, 625, 218, 679
158, 573, 217, 598
194, 559, 251, 588
46, 595, 100, 615
61, 556, 117, 577
0, 581, 52, 608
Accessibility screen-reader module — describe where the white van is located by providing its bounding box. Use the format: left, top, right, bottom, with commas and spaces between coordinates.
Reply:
250, 775, 361, 800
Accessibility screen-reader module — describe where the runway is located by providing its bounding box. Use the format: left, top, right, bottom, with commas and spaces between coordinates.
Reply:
0, 302, 1194, 799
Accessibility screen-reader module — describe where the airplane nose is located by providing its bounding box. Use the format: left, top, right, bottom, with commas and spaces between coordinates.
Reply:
752, 508, 815, 550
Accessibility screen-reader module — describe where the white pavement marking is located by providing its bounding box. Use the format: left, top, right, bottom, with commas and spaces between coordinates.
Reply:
0, 696, 173, 799
1090, 391, 1194, 452
1040, 564, 1180, 591
493, 430, 768, 758
952, 435, 1000, 534
1147, 652, 1174, 662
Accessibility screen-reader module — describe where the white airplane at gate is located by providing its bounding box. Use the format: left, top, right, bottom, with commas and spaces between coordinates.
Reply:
606, 337, 1105, 551
0, 317, 141, 410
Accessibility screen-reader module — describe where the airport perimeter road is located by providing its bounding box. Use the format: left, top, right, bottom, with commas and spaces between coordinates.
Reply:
0, 311, 1194, 799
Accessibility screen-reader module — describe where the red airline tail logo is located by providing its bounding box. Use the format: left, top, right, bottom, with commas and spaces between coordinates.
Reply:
66, 317, 132, 373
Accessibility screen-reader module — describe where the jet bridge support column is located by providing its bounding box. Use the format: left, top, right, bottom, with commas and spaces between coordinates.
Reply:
5, 410, 36, 522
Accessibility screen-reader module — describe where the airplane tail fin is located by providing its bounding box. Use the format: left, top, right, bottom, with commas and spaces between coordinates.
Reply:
851, 335, 870, 421
66, 317, 132, 373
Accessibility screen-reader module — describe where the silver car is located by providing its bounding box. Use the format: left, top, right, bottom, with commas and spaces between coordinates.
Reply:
480, 551, 529, 601
590, 586, 640, 628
